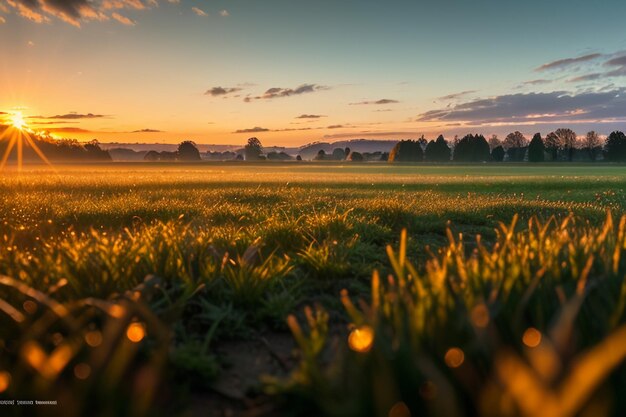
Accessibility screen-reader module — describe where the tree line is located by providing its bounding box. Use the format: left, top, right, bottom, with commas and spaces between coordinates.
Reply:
389, 130, 626, 163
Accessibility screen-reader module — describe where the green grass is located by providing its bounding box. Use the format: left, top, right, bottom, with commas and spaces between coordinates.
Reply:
1, 163, 626, 416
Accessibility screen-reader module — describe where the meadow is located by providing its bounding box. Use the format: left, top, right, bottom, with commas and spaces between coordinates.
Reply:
1, 162, 626, 416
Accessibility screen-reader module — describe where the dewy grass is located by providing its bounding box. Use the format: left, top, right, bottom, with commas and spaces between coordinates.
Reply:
275, 213, 626, 417
1, 165, 626, 416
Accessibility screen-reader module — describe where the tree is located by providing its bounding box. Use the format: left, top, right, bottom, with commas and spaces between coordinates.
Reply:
314, 149, 326, 160
348, 151, 364, 161
84, 139, 112, 161
583, 131, 601, 161
244, 137, 263, 161
544, 132, 560, 161
528, 133, 545, 162
491, 146, 505, 162
388, 140, 424, 162
344, 147, 351, 160
296, 155, 302, 161
605, 131, 626, 162
503, 131, 528, 149
417, 135, 428, 149
424, 135, 451, 162
488, 134, 501, 150
177, 141, 201, 161
453, 134, 490, 162
555, 128, 577, 161
331, 148, 346, 160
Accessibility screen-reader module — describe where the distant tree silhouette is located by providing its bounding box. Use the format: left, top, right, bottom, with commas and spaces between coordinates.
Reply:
379, 152, 389, 161
544, 132, 560, 161
314, 149, 327, 160
488, 134, 501, 150
453, 134, 490, 162
506, 146, 527, 162
244, 137, 264, 161
424, 135, 451, 162
555, 128, 577, 161
267, 151, 293, 160
344, 147, 351, 160
417, 135, 428, 150
503, 131, 527, 149
583, 131, 601, 161
84, 140, 112, 161
491, 145, 505, 162
144, 150, 160, 161
177, 141, 201, 161
605, 131, 626, 162
296, 155, 302, 161
528, 133, 545, 162
348, 151, 364, 161
388, 140, 424, 162
331, 148, 346, 160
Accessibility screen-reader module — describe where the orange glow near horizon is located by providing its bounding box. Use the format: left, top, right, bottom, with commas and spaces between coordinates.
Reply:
10, 112, 27, 130
0, 120, 54, 172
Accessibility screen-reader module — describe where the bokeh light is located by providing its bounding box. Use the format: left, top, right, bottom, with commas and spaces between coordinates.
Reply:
444, 347, 465, 368
522, 328, 542, 348
348, 325, 374, 353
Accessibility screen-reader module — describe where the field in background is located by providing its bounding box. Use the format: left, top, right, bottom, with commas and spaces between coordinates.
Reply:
1, 163, 626, 416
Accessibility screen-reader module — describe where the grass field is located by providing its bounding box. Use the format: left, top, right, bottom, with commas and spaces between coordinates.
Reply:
1, 163, 626, 416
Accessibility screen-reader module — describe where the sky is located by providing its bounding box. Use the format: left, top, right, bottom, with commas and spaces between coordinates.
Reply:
1, 0, 626, 146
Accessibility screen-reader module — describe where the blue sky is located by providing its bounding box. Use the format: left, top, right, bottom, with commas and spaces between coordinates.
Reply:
1, 0, 625, 145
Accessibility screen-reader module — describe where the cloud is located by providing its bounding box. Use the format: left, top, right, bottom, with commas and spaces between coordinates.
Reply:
326, 125, 343, 129
296, 114, 325, 119
520, 79, 553, 86
233, 126, 270, 133
417, 88, 626, 125
568, 73, 604, 83
205, 86, 242, 96
567, 54, 626, 82
131, 128, 162, 133
30, 112, 105, 119
44, 127, 92, 133
438, 90, 476, 101
0, 16, 5, 24
4, 0, 157, 26
536, 53, 603, 71
219, 9, 228, 17
244, 84, 329, 101
349, 99, 399, 105
191, 7, 207, 16
111, 12, 134, 25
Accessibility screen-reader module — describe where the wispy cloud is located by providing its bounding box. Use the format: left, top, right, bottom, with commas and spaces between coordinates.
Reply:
567, 53, 626, 82
520, 79, 553, 86
536, 53, 603, 71
191, 7, 207, 17
131, 128, 162, 133
219, 9, 229, 17
205, 86, 242, 96
438, 90, 476, 101
233, 126, 270, 133
349, 99, 399, 105
244, 84, 329, 102
296, 114, 325, 119
30, 112, 106, 120
3, 0, 157, 26
44, 127, 93, 133
417, 88, 626, 125
111, 12, 134, 25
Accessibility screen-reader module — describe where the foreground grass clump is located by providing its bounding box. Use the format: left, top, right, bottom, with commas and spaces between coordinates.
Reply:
275, 213, 626, 417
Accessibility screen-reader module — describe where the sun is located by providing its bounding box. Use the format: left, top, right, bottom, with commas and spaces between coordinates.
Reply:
10, 112, 27, 130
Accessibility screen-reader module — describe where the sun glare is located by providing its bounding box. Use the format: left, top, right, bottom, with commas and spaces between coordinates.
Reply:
10, 112, 27, 130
